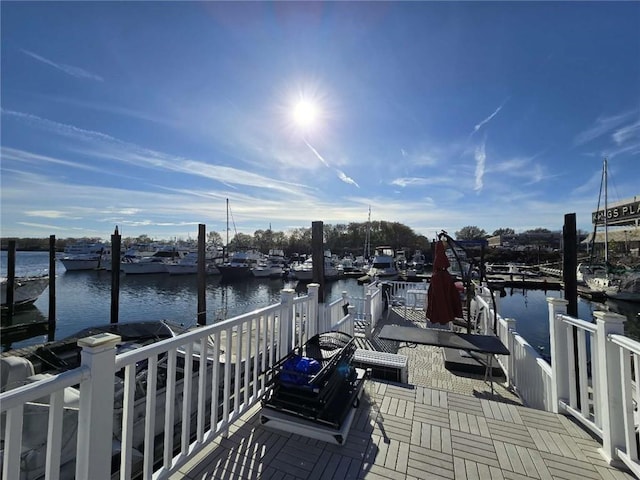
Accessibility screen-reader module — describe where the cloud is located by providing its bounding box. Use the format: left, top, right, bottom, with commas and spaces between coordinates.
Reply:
21, 49, 104, 82
304, 139, 330, 168
474, 141, 486, 192
304, 139, 360, 187
573, 111, 636, 146
472, 99, 508, 135
337, 170, 360, 188
24, 210, 68, 219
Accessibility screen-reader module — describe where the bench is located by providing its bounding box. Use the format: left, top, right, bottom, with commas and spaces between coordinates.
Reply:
352, 348, 408, 383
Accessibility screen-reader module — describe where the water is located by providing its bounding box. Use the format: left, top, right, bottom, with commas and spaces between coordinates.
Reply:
2, 252, 639, 354
1, 251, 364, 351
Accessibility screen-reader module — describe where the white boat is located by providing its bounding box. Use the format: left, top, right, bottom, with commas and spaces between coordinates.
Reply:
121, 247, 188, 275
59, 241, 108, 271
165, 251, 222, 276
292, 252, 341, 282
252, 249, 287, 278
1, 276, 49, 308
366, 246, 398, 279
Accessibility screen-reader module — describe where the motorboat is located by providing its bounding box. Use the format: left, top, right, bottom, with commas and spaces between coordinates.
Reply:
217, 249, 263, 281
59, 241, 108, 271
252, 249, 287, 278
292, 252, 341, 282
0, 320, 216, 479
1, 275, 49, 309
165, 251, 222, 276
366, 246, 398, 279
121, 247, 188, 275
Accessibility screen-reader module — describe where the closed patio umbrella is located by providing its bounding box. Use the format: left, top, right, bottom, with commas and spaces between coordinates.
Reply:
426, 240, 463, 326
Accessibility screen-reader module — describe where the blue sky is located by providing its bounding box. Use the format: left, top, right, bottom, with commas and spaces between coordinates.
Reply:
1, 2, 639, 243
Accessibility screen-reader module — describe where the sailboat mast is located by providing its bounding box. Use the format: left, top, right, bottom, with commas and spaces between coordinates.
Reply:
226, 198, 229, 262
604, 158, 609, 267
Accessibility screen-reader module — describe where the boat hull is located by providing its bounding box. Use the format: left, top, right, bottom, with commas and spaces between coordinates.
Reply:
218, 265, 252, 281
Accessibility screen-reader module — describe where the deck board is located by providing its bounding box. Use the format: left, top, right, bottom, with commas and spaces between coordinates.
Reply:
168, 307, 636, 480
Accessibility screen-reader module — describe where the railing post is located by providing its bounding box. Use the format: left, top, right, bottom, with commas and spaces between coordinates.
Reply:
364, 290, 372, 339
279, 289, 295, 359
307, 283, 320, 337
547, 297, 568, 413
75, 333, 121, 480
503, 317, 517, 386
595, 310, 627, 465
347, 304, 356, 337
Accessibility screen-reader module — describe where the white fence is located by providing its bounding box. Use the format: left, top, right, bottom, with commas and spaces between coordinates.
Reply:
1, 285, 358, 480
4, 279, 639, 478
471, 284, 640, 475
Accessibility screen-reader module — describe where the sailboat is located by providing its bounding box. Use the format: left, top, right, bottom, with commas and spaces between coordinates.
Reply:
585, 159, 640, 302
217, 199, 262, 281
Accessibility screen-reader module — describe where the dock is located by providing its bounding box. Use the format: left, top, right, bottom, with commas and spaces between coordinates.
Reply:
167, 307, 633, 480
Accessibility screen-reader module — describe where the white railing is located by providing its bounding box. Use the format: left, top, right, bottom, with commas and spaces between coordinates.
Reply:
4, 279, 639, 477
0, 288, 318, 480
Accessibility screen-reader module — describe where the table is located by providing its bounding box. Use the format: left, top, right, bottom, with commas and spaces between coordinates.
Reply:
378, 325, 510, 392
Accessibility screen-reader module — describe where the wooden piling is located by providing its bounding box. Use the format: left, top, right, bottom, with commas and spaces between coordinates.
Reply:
48, 235, 56, 340
110, 227, 121, 324
563, 213, 578, 317
197, 223, 206, 326
311, 221, 325, 303
6, 240, 16, 319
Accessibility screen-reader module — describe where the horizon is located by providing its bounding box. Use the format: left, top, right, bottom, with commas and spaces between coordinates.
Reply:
1, 2, 639, 242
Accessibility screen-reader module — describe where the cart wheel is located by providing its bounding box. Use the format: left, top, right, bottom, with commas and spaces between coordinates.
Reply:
353, 398, 360, 408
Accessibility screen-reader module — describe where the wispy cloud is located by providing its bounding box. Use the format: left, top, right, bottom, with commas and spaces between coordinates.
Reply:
21, 49, 104, 82
474, 141, 486, 192
573, 111, 636, 146
472, 99, 508, 135
337, 170, 360, 188
304, 139, 359, 187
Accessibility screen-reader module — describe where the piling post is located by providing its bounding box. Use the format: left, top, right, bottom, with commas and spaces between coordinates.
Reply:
197, 223, 206, 326
48, 235, 56, 340
547, 297, 569, 413
6, 240, 16, 319
110, 227, 121, 324
75, 332, 121, 480
311, 221, 325, 303
595, 310, 627, 465
563, 213, 578, 316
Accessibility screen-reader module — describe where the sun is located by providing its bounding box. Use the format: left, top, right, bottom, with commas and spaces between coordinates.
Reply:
292, 99, 319, 130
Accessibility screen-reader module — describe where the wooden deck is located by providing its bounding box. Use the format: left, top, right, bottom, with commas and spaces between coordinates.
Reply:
168, 307, 635, 480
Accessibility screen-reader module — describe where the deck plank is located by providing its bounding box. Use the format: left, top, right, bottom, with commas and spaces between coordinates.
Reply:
167, 307, 636, 480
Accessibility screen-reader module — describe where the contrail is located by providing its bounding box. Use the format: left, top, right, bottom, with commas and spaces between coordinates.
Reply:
304, 139, 360, 188
304, 140, 330, 168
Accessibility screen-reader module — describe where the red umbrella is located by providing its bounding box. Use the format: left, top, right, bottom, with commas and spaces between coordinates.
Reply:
426, 241, 463, 325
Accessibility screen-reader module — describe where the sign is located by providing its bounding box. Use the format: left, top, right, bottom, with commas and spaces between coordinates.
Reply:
592, 199, 640, 225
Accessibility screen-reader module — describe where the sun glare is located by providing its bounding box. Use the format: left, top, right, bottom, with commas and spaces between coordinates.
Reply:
293, 100, 318, 129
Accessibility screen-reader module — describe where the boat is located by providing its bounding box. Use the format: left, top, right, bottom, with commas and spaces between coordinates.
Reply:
584, 159, 640, 302
0, 320, 216, 479
120, 246, 189, 275
1, 275, 49, 309
217, 248, 263, 281
252, 249, 287, 278
59, 241, 108, 271
165, 250, 222, 276
366, 246, 399, 279
292, 251, 341, 282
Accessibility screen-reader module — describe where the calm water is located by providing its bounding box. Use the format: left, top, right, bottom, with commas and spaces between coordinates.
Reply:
2, 251, 639, 354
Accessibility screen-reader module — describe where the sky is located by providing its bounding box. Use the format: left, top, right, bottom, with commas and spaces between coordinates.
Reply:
1, 2, 639, 244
